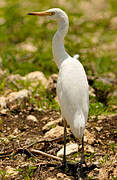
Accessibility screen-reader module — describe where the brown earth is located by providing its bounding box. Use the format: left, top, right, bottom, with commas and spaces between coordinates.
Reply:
0, 107, 117, 179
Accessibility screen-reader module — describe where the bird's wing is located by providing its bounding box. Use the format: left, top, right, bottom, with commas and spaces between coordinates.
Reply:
57, 58, 89, 122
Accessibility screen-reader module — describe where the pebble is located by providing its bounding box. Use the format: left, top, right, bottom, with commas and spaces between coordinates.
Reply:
5, 166, 18, 177
25, 71, 47, 86
27, 115, 38, 122
44, 126, 64, 139
42, 118, 61, 131
57, 143, 78, 157
84, 129, 95, 145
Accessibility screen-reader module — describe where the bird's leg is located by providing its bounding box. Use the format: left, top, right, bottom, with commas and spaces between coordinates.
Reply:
63, 119, 67, 167
80, 135, 88, 167
81, 135, 85, 164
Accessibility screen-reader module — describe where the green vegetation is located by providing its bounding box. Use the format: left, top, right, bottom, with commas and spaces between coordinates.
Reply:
0, 0, 117, 114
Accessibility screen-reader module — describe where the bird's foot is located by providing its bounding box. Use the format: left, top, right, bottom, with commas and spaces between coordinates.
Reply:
62, 159, 68, 171
79, 154, 87, 168
62, 159, 75, 173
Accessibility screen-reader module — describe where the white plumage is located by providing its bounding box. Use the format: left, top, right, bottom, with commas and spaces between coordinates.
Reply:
50, 8, 89, 139
57, 58, 89, 138
28, 8, 89, 165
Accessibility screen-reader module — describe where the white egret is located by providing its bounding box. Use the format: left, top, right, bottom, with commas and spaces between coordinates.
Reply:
28, 8, 89, 167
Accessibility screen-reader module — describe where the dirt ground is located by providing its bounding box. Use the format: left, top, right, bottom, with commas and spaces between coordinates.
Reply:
0, 107, 117, 180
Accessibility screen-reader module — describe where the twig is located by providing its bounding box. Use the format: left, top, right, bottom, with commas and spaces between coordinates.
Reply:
94, 153, 105, 156
0, 150, 13, 158
30, 148, 62, 161
25, 133, 72, 149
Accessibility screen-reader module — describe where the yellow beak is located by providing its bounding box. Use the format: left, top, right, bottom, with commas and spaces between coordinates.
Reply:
28, 11, 55, 16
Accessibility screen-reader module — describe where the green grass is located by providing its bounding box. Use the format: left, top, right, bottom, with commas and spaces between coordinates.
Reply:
0, 0, 117, 114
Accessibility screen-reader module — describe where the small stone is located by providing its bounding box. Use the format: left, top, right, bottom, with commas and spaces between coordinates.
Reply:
44, 126, 64, 139
57, 143, 78, 157
84, 129, 95, 145
8, 135, 17, 140
42, 119, 61, 131
95, 77, 114, 85
6, 89, 29, 108
25, 71, 47, 87
98, 114, 106, 122
46, 74, 58, 97
46, 178, 57, 180
0, 137, 9, 144
19, 42, 37, 52
113, 166, 117, 177
89, 86, 96, 97
13, 128, 20, 135
57, 172, 69, 179
49, 167, 54, 171
0, 96, 6, 109
107, 114, 117, 120
95, 126, 103, 132
98, 168, 108, 180
85, 144, 95, 153
5, 166, 18, 178
8, 74, 25, 82
0, 109, 8, 114
27, 115, 38, 122
41, 116, 49, 121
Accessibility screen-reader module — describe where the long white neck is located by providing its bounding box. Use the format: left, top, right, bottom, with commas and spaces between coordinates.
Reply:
52, 17, 69, 68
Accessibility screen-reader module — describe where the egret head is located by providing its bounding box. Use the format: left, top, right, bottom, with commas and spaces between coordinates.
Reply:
28, 8, 68, 23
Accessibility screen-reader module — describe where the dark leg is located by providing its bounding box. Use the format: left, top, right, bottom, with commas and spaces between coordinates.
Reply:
81, 135, 85, 164
63, 119, 67, 167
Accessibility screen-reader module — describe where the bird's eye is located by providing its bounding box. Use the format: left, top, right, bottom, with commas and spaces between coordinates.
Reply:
50, 12, 55, 16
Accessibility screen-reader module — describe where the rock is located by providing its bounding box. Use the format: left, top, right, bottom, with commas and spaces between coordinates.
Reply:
8, 74, 25, 82
0, 96, 6, 109
95, 126, 103, 132
107, 114, 117, 120
46, 74, 58, 97
8, 135, 17, 140
0, 137, 9, 144
42, 118, 61, 131
27, 115, 38, 122
85, 144, 95, 153
5, 166, 18, 178
113, 166, 117, 177
84, 129, 95, 145
95, 77, 114, 85
98, 168, 108, 180
19, 42, 37, 52
0, 109, 8, 115
47, 178, 57, 180
57, 172, 69, 179
98, 114, 106, 123
6, 89, 29, 107
13, 128, 20, 135
57, 143, 78, 157
89, 86, 96, 97
25, 71, 47, 87
110, 16, 117, 29
41, 116, 49, 121
44, 126, 64, 139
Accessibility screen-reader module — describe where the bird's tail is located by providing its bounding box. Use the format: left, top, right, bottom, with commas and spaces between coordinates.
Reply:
71, 111, 85, 139
73, 54, 80, 60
